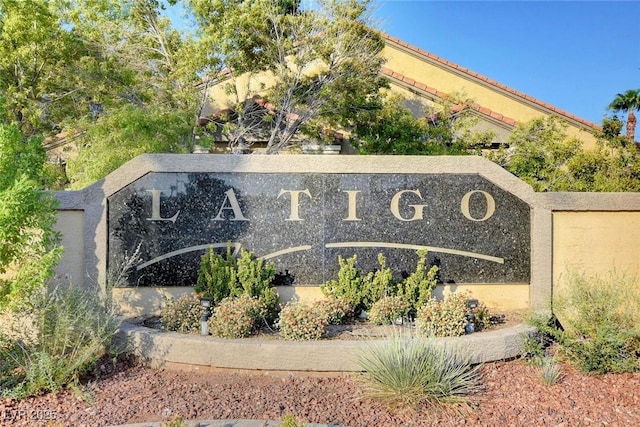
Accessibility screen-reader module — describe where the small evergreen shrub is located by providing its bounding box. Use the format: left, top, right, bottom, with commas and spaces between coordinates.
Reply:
160, 294, 202, 334
236, 249, 279, 324
357, 335, 482, 410
277, 301, 328, 341
321, 254, 367, 314
208, 294, 262, 338
368, 295, 411, 325
322, 250, 440, 316
396, 249, 439, 316
195, 245, 240, 306
314, 296, 353, 325
416, 292, 468, 337
360, 253, 395, 311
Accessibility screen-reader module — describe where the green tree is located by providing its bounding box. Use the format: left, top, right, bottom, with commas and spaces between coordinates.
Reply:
490, 116, 582, 191
56, 0, 210, 187
0, 0, 87, 135
352, 93, 495, 155
61, 0, 206, 113
190, 0, 386, 153
351, 94, 429, 154
489, 116, 640, 192
608, 89, 640, 143
0, 123, 61, 307
65, 104, 192, 189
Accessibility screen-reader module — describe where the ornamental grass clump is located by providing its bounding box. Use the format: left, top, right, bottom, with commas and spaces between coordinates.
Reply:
538, 355, 563, 385
277, 300, 329, 341
160, 293, 202, 334
357, 335, 482, 411
416, 292, 468, 337
208, 294, 262, 338
368, 295, 411, 325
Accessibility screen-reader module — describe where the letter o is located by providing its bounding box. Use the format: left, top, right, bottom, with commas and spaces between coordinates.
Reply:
461, 190, 495, 222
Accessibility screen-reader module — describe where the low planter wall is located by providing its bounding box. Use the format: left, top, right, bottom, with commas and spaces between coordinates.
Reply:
118, 322, 533, 373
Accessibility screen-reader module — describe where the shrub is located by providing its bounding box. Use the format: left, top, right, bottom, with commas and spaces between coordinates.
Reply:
368, 295, 411, 325
553, 271, 640, 374
357, 335, 482, 410
236, 249, 279, 324
195, 245, 239, 306
160, 294, 202, 334
322, 250, 439, 316
196, 246, 279, 324
321, 254, 367, 314
0, 124, 62, 308
277, 301, 328, 341
314, 296, 353, 325
280, 413, 305, 427
470, 302, 491, 331
360, 253, 395, 310
396, 249, 439, 316
523, 311, 559, 360
208, 294, 262, 338
0, 285, 121, 399
416, 292, 468, 337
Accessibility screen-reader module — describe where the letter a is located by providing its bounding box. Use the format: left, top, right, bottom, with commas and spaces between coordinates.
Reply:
213, 189, 249, 221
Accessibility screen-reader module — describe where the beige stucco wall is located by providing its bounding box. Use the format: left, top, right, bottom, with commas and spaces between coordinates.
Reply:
553, 211, 640, 297
111, 283, 530, 318
53, 210, 85, 287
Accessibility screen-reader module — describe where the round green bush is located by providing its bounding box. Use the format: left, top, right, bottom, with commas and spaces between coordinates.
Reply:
160, 294, 202, 334
277, 301, 329, 341
416, 292, 468, 337
314, 296, 353, 325
208, 294, 262, 338
368, 295, 411, 325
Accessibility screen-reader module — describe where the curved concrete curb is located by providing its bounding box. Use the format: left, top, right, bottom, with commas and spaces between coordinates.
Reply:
117, 322, 533, 372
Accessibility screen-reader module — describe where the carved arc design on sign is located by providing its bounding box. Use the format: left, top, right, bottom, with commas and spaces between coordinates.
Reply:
135, 241, 504, 273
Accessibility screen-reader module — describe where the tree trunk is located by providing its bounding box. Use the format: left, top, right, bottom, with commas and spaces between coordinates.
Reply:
627, 110, 636, 142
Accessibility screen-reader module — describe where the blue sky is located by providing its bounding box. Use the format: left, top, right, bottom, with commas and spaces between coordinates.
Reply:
168, 0, 640, 131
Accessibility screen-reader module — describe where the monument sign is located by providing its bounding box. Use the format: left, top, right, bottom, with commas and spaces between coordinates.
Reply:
108, 170, 530, 287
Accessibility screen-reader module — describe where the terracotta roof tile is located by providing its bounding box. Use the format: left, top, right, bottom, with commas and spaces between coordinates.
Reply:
403, 76, 416, 86
414, 82, 428, 91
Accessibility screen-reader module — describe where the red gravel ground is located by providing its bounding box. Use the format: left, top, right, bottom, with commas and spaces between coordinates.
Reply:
1, 357, 639, 427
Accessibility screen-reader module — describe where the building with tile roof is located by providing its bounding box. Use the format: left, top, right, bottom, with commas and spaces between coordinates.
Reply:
197, 32, 600, 153
379, 33, 599, 149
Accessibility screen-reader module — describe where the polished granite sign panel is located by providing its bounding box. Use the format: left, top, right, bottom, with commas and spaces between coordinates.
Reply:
107, 172, 530, 286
